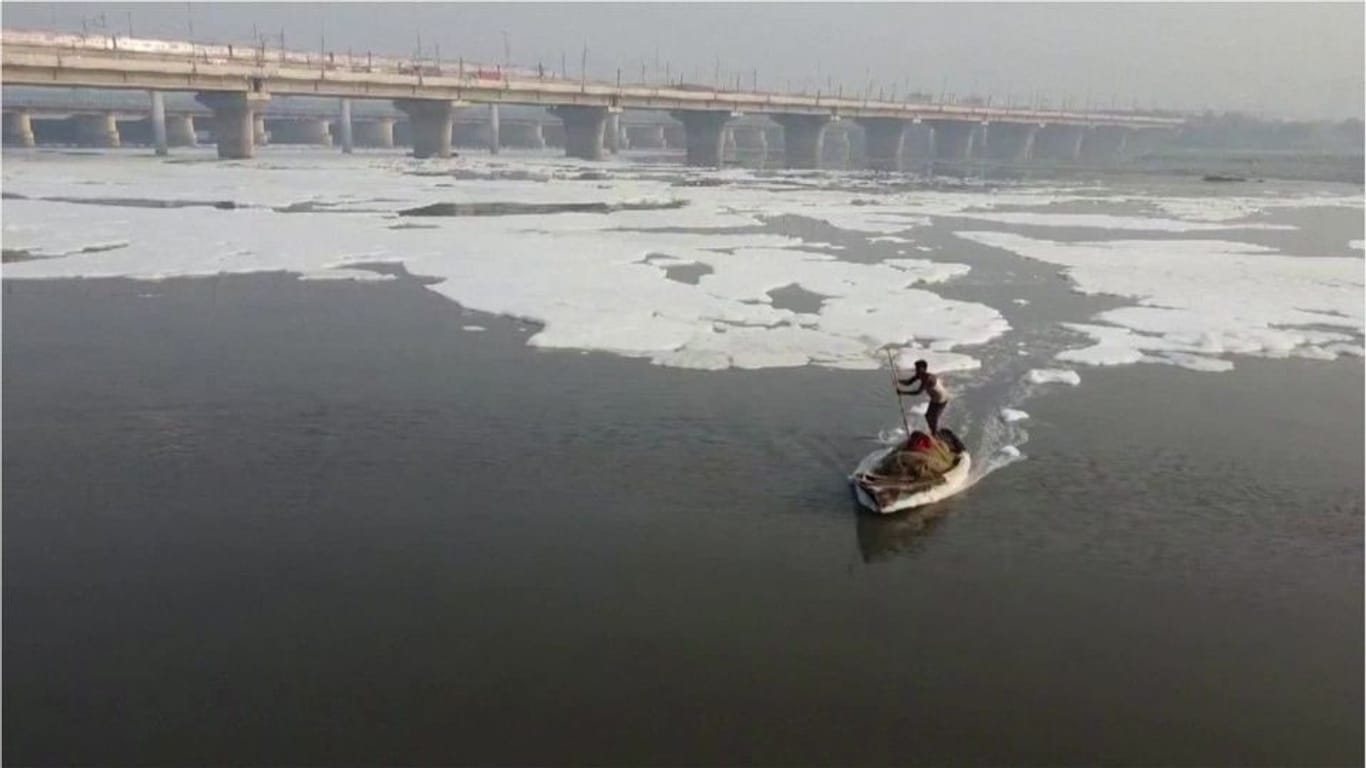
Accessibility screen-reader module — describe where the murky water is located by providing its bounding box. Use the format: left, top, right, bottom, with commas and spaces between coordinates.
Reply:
4, 266, 1361, 765
3, 147, 1362, 764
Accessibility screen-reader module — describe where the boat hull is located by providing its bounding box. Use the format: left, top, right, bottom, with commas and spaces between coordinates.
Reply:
851, 447, 972, 514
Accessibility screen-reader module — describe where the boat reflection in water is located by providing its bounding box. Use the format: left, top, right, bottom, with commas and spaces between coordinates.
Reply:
853, 500, 958, 563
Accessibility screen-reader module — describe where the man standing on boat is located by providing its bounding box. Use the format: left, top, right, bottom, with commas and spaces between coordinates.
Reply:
898, 359, 950, 436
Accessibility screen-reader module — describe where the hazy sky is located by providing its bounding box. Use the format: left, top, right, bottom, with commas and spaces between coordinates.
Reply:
4, 2, 1362, 119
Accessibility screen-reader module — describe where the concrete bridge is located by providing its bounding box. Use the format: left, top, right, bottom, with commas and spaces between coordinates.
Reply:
2, 87, 572, 152
1, 87, 680, 154
2, 28, 1182, 168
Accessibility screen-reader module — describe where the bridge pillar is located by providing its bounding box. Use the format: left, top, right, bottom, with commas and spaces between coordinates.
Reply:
927, 119, 981, 161
196, 92, 269, 159
549, 105, 609, 161
254, 114, 269, 146
3, 110, 36, 148
604, 112, 622, 154
487, 104, 501, 155
354, 118, 396, 148
772, 114, 833, 169
72, 112, 120, 148
149, 91, 168, 156
983, 122, 1039, 164
166, 114, 197, 147
670, 110, 734, 167
394, 99, 455, 158
856, 117, 910, 171
338, 98, 354, 154
75, 112, 120, 147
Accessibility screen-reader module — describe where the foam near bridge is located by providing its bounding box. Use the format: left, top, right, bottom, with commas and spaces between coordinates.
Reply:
4, 151, 1362, 377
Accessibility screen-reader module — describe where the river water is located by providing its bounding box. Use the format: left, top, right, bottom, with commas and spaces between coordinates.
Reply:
3, 148, 1362, 765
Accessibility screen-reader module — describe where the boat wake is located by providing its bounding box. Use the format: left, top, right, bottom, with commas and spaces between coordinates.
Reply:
868, 336, 1088, 501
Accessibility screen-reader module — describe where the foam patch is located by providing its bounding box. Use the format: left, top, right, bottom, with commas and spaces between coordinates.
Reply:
1027, 368, 1082, 386
958, 231, 1364, 372
3, 153, 1002, 372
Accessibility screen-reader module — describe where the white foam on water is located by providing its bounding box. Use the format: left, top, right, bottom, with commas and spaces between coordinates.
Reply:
880, 259, 971, 282
731, 183, 1354, 239
958, 231, 1365, 372
890, 348, 982, 374
1351, 240, 1364, 251
951, 211, 1294, 232
1027, 368, 1082, 386
1144, 193, 1365, 223
2, 198, 137, 258
692, 181, 1142, 236
880, 188, 1102, 218
838, 185, 1358, 234
297, 269, 396, 282
462, 325, 487, 332
3, 153, 1007, 373
8, 152, 1359, 494
1055, 323, 1237, 372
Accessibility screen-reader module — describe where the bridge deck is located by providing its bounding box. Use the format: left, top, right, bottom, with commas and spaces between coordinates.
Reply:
1, 29, 1182, 129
